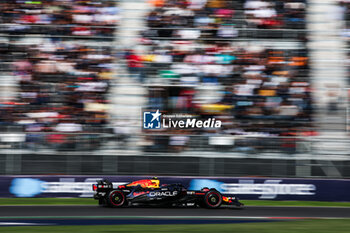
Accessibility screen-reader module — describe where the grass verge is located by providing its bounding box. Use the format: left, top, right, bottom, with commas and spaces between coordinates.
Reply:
243, 200, 350, 207
0, 198, 95, 205
0, 220, 350, 233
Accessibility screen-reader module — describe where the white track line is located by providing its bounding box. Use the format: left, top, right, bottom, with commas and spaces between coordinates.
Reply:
0, 222, 54, 226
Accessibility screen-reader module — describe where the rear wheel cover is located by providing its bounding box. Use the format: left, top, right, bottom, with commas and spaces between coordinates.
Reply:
109, 190, 125, 207
205, 191, 222, 208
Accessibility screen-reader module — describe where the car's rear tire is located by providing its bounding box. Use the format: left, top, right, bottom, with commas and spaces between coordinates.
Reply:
107, 190, 126, 207
204, 190, 222, 209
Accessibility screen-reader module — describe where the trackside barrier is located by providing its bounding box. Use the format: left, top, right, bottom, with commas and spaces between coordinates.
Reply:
0, 176, 349, 201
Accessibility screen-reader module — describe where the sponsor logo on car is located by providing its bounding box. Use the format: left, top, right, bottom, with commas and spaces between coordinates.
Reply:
149, 191, 178, 197
133, 191, 146, 196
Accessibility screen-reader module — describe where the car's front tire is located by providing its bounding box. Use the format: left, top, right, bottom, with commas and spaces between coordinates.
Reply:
203, 190, 222, 209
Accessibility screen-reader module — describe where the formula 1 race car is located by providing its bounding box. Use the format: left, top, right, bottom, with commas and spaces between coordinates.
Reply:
92, 178, 244, 209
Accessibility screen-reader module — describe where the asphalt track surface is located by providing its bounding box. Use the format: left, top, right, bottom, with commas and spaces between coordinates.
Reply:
1, 205, 350, 218
0, 205, 349, 226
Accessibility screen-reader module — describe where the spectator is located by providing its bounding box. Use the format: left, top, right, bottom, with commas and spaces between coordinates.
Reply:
125, 50, 145, 83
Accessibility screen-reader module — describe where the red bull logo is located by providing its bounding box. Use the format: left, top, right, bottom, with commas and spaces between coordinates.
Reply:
126, 179, 159, 188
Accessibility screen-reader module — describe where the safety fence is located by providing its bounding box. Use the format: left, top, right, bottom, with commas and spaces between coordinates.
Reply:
1, 133, 350, 177
0, 132, 349, 156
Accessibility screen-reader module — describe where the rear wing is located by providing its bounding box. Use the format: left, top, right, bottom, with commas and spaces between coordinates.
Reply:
92, 179, 113, 192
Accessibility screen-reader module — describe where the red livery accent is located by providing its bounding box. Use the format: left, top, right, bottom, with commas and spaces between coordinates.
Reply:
133, 191, 146, 196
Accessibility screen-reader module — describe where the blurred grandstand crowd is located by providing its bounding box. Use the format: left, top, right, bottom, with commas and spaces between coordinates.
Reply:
138, 0, 313, 152
0, 0, 119, 37
0, 0, 118, 150
0, 0, 316, 153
